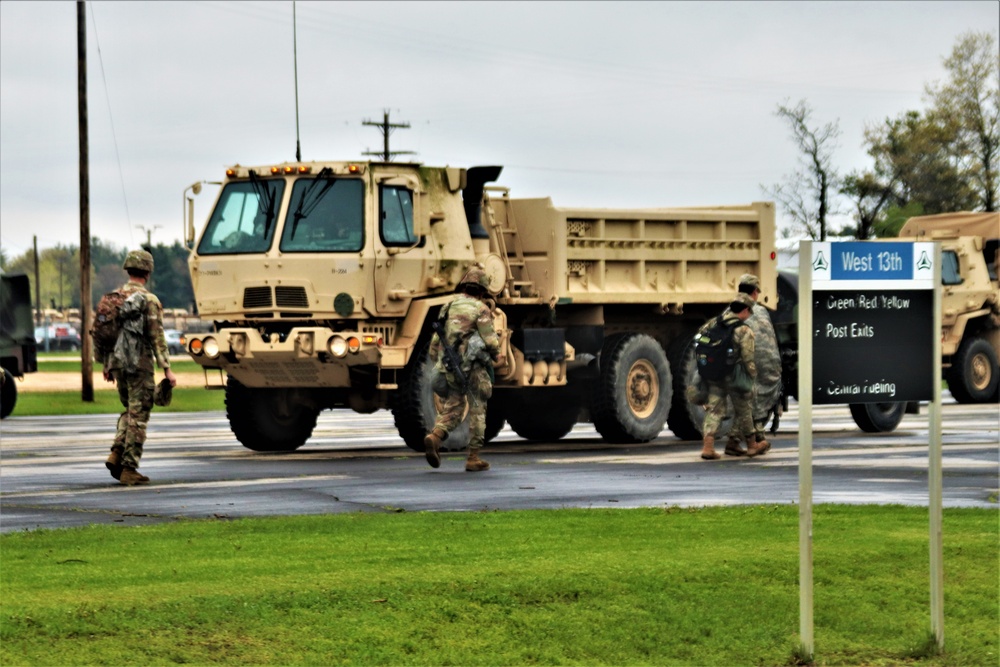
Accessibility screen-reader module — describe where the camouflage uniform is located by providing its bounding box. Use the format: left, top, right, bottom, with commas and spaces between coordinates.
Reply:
427, 293, 501, 449
700, 309, 756, 442
737, 274, 782, 441
103, 251, 171, 475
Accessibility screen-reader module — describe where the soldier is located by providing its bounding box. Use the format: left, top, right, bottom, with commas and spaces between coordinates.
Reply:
699, 293, 768, 460
737, 273, 782, 453
102, 250, 177, 485
423, 267, 501, 472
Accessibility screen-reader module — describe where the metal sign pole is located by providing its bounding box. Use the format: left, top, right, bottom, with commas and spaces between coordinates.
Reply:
929, 243, 944, 649
798, 240, 814, 660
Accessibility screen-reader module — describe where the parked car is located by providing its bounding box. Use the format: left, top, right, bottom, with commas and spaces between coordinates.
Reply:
165, 329, 185, 355
34, 324, 81, 351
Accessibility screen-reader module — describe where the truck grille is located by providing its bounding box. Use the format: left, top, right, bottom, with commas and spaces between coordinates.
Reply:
241, 286, 310, 310
243, 286, 272, 308
275, 286, 309, 308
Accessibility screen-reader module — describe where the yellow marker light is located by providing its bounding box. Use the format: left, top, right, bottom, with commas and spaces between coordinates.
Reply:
202, 336, 220, 359
347, 337, 361, 354
298, 165, 312, 174
347, 164, 360, 174
270, 166, 281, 175
362, 334, 379, 345
283, 166, 296, 174
189, 338, 203, 355
225, 169, 237, 178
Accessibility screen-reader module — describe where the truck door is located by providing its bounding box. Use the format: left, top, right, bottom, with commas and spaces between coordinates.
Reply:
374, 177, 436, 314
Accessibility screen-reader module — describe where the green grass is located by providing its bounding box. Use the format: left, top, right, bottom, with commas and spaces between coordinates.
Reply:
0, 506, 996, 666
34, 357, 202, 374
10, 387, 226, 415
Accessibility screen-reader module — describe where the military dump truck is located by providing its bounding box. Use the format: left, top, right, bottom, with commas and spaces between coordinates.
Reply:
897, 211, 999, 403
182, 160, 786, 451
1, 274, 39, 419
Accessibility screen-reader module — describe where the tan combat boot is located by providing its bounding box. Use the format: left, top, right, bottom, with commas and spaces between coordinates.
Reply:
119, 467, 150, 486
724, 436, 747, 457
746, 436, 771, 458
423, 427, 447, 468
105, 446, 123, 480
465, 448, 490, 472
700, 435, 720, 460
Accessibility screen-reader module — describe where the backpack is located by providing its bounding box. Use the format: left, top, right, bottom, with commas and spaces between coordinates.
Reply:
694, 316, 744, 382
91, 290, 128, 361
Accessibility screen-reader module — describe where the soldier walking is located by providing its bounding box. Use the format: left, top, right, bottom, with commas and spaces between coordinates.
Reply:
737, 273, 782, 453
699, 293, 768, 460
423, 267, 501, 472
100, 250, 176, 485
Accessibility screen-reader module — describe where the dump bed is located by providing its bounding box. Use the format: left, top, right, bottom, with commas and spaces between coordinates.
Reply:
490, 197, 778, 308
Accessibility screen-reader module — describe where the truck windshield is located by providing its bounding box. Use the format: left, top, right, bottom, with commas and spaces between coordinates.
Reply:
280, 177, 364, 252
197, 178, 285, 255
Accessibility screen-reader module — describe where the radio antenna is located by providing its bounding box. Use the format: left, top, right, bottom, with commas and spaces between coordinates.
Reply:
293, 1, 302, 161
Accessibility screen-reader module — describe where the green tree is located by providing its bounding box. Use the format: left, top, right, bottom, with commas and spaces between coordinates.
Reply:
924, 31, 1000, 212
763, 99, 842, 240
839, 170, 894, 240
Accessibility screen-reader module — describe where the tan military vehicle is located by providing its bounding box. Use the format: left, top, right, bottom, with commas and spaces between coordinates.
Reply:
897, 212, 1000, 403
182, 161, 779, 451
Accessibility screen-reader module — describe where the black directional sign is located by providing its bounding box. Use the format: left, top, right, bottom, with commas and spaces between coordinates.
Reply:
810, 242, 936, 404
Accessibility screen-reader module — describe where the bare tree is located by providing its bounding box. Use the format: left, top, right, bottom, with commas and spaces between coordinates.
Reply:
763, 99, 841, 240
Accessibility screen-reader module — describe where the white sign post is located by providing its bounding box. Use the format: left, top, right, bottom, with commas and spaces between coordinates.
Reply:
797, 240, 943, 659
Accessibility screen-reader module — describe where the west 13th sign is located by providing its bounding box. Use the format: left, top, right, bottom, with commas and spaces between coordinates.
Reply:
810, 241, 936, 404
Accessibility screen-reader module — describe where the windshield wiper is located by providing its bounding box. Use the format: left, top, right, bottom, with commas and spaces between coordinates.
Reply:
248, 170, 276, 238
290, 167, 335, 240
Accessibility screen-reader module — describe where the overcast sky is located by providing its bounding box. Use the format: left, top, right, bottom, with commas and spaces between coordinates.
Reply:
1, 1, 997, 258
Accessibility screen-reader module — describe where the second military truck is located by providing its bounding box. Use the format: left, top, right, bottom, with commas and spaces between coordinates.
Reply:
183, 161, 779, 451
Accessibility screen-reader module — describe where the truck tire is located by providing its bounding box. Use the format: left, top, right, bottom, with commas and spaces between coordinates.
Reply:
946, 336, 999, 404
591, 333, 671, 443
391, 342, 472, 452
225, 378, 318, 451
849, 402, 905, 433
505, 387, 579, 442
666, 331, 704, 440
0, 368, 16, 419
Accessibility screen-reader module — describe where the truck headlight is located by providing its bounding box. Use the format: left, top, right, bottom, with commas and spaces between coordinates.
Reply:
202, 336, 220, 359
328, 335, 348, 357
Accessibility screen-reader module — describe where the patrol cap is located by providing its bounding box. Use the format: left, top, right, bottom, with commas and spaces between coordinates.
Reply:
737, 273, 760, 294
730, 292, 755, 312
123, 249, 154, 273
153, 377, 173, 407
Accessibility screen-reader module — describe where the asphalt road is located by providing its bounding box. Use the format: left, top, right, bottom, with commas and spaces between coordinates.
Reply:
0, 396, 996, 532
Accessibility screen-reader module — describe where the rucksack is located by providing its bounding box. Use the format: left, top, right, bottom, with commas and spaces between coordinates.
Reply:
91, 290, 128, 361
694, 316, 744, 382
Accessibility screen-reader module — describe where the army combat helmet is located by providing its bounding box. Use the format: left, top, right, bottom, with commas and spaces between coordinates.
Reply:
123, 249, 154, 273
457, 266, 491, 294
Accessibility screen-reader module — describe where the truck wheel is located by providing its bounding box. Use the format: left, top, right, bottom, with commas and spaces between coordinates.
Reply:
591, 333, 671, 443
849, 402, 905, 433
946, 336, 999, 404
0, 368, 16, 419
666, 331, 704, 440
506, 387, 579, 442
392, 342, 472, 452
485, 397, 506, 443
225, 378, 318, 451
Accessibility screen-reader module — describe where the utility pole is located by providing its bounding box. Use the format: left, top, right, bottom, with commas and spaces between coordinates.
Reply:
78, 0, 94, 401
362, 109, 416, 162
136, 224, 161, 250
